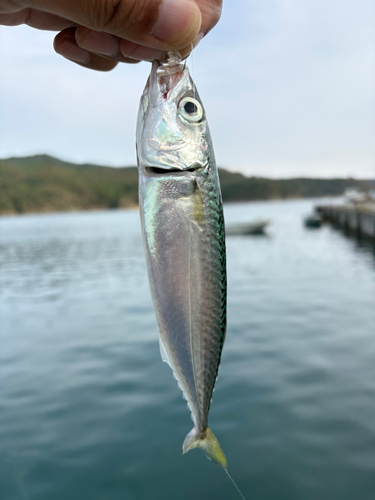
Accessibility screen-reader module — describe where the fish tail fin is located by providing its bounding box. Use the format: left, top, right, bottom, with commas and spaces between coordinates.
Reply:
182, 426, 228, 468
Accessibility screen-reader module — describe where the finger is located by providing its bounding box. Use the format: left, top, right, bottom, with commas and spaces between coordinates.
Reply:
0, 10, 30, 26
196, 0, 222, 36
119, 39, 168, 62
115, 0, 223, 62
119, 31, 203, 63
79, 33, 202, 65
54, 28, 123, 71
26, 9, 76, 30
75, 27, 206, 65
21, 0, 202, 51
75, 26, 163, 63
0, 8, 74, 30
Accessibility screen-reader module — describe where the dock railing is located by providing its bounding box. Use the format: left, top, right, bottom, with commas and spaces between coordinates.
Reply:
315, 204, 375, 240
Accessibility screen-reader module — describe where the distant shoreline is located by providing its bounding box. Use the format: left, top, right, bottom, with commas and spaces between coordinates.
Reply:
0, 204, 140, 218
1, 154, 373, 216
0, 196, 343, 218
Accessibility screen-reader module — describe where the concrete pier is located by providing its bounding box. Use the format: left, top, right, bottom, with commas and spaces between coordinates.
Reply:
316, 204, 375, 240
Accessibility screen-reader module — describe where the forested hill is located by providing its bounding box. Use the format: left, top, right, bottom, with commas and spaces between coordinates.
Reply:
0, 155, 373, 215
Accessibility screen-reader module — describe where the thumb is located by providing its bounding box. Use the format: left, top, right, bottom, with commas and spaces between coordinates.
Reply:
26, 0, 202, 50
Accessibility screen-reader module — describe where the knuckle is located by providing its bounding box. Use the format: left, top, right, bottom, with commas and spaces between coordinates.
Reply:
88, 0, 160, 34
83, 0, 120, 30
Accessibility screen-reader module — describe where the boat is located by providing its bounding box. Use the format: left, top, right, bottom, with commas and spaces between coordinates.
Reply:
225, 219, 269, 236
344, 188, 367, 204
304, 214, 322, 228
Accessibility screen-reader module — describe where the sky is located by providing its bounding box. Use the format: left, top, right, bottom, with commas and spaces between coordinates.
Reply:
0, 0, 374, 178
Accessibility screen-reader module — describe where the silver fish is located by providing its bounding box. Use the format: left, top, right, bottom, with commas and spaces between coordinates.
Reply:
136, 55, 227, 468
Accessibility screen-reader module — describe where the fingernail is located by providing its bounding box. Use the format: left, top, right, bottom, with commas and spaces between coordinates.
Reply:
118, 40, 138, 58
56, 38, 90, 64
77, 28, 119, 57
151, 0, 201, 47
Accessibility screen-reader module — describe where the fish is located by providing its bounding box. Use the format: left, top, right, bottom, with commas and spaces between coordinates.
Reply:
136, 53, 227, 468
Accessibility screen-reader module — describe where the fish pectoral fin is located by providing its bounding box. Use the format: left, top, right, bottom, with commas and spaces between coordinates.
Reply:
182, 426, 228, 468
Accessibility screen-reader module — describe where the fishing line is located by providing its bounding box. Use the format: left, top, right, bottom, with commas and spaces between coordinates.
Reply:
189, 41, 195, 87
223, 468, 247, 500
191, 42, 197, 105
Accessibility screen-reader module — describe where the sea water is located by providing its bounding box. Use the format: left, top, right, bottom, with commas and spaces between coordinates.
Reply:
1, 199, 375, 500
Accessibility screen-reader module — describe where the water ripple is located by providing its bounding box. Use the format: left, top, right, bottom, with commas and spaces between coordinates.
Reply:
1, 202, 375, 500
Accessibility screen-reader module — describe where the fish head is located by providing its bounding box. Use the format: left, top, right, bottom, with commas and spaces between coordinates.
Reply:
136, 60, 213, 174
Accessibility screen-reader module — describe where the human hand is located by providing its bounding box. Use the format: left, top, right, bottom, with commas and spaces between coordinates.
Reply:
0, 0, 222, 71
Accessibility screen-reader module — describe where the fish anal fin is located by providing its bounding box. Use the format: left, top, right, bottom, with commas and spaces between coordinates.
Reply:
159, 336, 172, 367
159, 336, 197, 425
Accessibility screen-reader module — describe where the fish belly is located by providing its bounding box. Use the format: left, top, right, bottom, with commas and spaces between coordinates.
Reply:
139, 172, 226, 431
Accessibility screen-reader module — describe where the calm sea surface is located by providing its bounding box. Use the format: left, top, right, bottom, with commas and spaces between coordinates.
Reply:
1, 199, 375, 500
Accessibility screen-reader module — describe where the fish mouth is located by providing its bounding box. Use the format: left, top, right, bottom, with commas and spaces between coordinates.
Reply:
150, 60, 161, 88
149, 59, 185, 97
144, 162, 204, 176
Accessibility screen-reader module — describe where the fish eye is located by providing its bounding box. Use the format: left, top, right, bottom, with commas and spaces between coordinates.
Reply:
184, 101, 197, 114
178, 97, 203, 123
